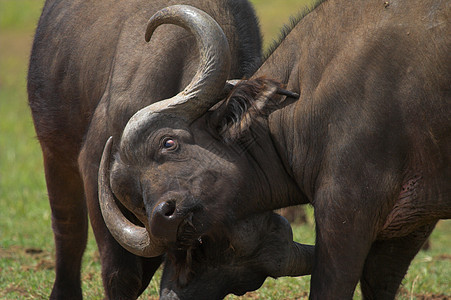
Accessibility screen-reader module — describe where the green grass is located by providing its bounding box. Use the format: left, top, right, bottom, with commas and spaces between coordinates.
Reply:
0, 0, 450, 299
251, 0, 318, 49
0, 0, 44, 31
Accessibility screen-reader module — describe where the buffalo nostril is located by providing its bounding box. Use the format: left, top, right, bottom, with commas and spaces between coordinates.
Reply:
150, 200, 182, 241
161, 201, 176, 217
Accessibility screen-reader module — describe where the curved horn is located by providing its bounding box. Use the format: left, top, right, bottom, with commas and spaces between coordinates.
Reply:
98, 137, 166, 257
120, 5, 231, 148
145, 5, 231, 113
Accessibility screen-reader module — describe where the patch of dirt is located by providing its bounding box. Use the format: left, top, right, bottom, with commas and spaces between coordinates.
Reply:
0, 244, 55, 271
25, 247, 43, 255
399, 287, 451, 299
21, 258, 54, 271
436, 254, 451, 261
0, 245, 22, 258
407, 294, 450, 300
240, 291, 260, 299
237, 291, 309, 299
140, 296, 159, 300
0, 283, 28, 297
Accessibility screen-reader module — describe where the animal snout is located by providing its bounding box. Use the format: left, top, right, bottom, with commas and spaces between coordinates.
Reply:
150, 200, 182, 241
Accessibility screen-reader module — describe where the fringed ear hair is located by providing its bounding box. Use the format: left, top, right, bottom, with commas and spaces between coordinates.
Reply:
213, 77, 299, 142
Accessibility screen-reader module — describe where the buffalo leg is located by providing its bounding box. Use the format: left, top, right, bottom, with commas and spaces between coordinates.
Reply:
81, 159, 162, 299
360, 222, 437, 300
309, 187, 378, 299
93, 232, 162, 299
44, 155, 88, 300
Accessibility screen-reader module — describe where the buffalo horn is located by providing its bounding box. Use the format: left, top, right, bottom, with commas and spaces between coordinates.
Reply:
98, 137, 166, 257
223, 80, 300, 99
120, 5, 231, 148
144, 5, 231, 114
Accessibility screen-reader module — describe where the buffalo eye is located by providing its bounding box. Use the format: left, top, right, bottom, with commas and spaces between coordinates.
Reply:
162, 137, 178, 151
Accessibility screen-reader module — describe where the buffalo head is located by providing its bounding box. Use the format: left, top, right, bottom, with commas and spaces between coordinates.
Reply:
98, 5, 299, 257
159, 212, 314, 300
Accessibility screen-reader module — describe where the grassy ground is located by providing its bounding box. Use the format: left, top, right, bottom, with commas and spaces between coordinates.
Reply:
0, 0, 449, 299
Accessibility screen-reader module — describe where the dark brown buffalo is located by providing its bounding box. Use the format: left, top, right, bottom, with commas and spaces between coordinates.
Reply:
98, 0, 450, 299
27, 1, 263, 298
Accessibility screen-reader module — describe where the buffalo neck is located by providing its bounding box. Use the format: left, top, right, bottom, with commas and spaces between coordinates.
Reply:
234, 119, 308, 217
250, 0, 338, 202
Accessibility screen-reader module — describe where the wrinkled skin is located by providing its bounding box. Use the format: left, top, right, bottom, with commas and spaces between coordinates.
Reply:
27, 0, 262, 298
100, 0, 450, 299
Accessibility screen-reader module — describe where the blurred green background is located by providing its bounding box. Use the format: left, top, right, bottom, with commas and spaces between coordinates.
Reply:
0, 0, 449, 299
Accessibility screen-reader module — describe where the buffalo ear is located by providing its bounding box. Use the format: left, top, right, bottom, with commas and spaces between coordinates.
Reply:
211, 78, 298, 142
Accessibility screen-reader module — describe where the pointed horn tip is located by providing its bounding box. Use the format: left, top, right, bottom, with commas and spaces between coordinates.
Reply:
277, 88, 299, 99
145, 22, 156, 42
145, 6, 169, 42
145, 5, 195, 43
145, 18, 160, 42
145, 33, 151, 43
106, 135, 113, 146
224, 79, 299, 99
100, 136, 114, 166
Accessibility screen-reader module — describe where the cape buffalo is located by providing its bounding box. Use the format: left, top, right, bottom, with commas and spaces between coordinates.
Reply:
98, 0, 450, 298
28, 1, 263, 298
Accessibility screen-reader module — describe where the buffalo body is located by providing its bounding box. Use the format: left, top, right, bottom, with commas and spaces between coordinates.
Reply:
28, 0, 262, 298
133, 0, 450, 298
